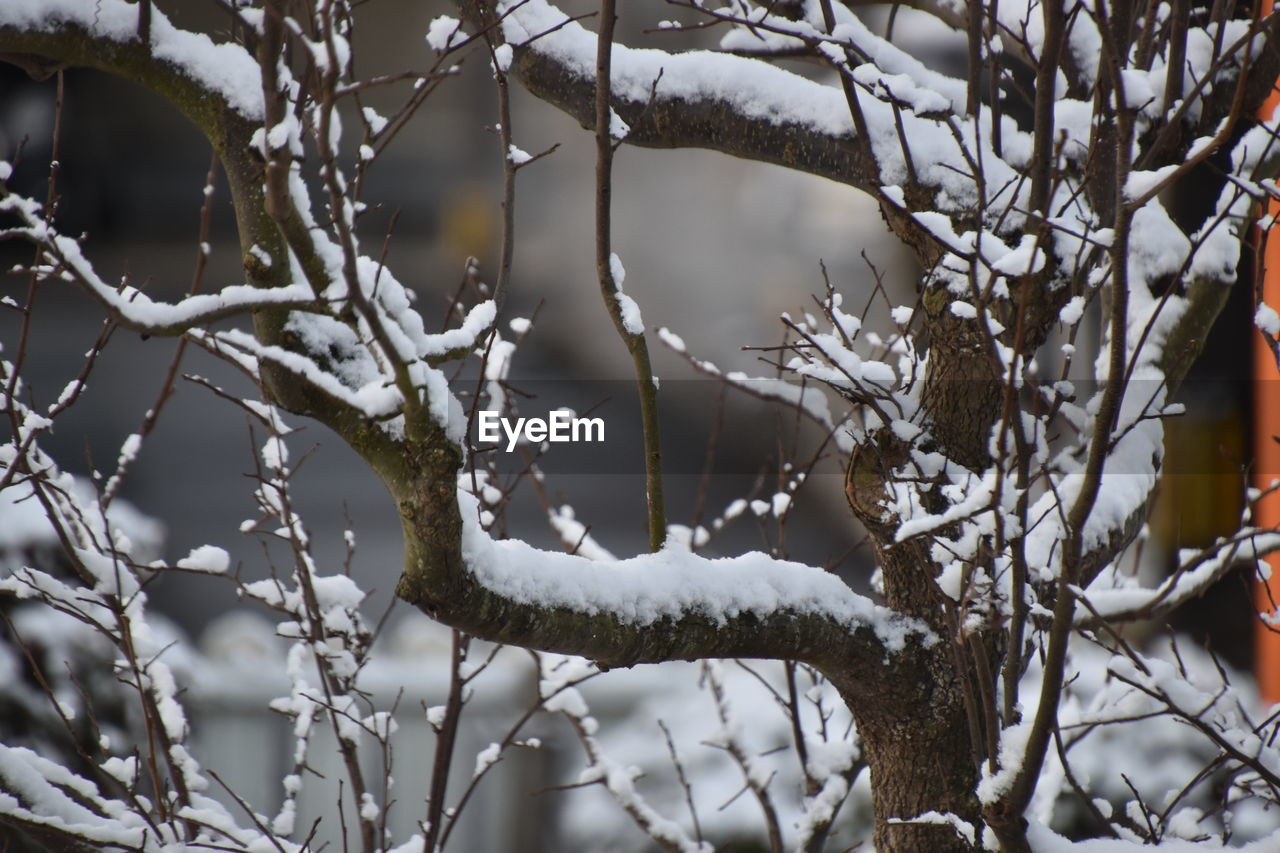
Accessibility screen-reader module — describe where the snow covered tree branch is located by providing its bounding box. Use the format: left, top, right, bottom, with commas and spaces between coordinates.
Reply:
461, 1, 1280, 848
0, 2, 915, 680
5, 1, 1280, 851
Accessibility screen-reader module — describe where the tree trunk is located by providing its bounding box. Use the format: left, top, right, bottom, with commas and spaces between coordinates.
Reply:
842, 425, 988, 852
829, 639, 982, 853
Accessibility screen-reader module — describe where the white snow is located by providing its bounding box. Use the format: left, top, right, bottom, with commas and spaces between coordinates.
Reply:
1256, 303, 1280, 337
549, 505, 616, 561
0, 1, 264, 118
459, 492, 927, 651
175, 545, 230, 574
498, 0, 1027, 214
656, 327, 686, 353
1, 191, 315, 332
615, 293, 644, 335
361, 107, 388, 136
888, 810, 975, 845
610, 253, 644, 335
494, 43, 514, 73
1125, 165, 1179, 202
977, 722, 1031, 805
426, 16, 467, 52
608, 108, 630, 140
473, 742, 502, 778
507, 144, 532, 165
1059, 296, 1087, 326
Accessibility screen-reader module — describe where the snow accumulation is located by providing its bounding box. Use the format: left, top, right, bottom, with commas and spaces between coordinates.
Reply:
426, 15, 467, 53
1257, 303, 1280, 337
0, 745, 152, 848
497, 0, 1026, 212
1124, 165, 1180, 202
175, 544, 231, 574
0, 475, 164, 562
0, 0, 264, 118
1, 192, 314, 331
459, 492, 927, 652
499, 0, 850, 135
1059, 295, 1086, 326
493, 43, 514, 73
548, 505, 616, 561
1078, 529, 1280, 621
609, 253, 645, 335
608, 108, 630, 140
1028, 823, 1280, 852
361, 106, 388, 136
716, 371, 851, 455
507, 143, 532, 165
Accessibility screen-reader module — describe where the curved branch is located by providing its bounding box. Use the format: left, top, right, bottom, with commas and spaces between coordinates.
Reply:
0, 196, 319, 336
0, 0, 911, 684
1078, 527, 1280, 627
0, 813, 118, 853
393, 443, 915, 673
0, 7, 270, 248
455, 0, 879, 191
0, 4, 393, 458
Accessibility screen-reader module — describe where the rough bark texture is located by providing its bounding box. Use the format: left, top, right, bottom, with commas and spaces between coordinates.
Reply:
828, 638, 981, 853
843, 433, 989, 851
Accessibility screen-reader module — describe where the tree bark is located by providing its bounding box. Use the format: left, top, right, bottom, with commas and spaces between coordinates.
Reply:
841, 388, 998, 850
828, 640, 981, 853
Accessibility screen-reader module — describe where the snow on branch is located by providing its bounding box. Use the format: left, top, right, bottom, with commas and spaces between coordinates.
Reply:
0, 0, 263, 117
498, 0, 850, 136
0, 188, 316, 336
711, 0, 970, 114
474, 0, 1027, 210
0, 404, 288, 851
1077, 523, 1280, 626
459, 491, 928, 657
1107, 653, 1280, 800
0, 744, 179, 852
658, 326, 856, 456
192, 328, 404, 422
540, 655, 714, 853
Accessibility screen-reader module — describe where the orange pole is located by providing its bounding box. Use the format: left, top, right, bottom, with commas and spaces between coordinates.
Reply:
1254, 6, 1280, 704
